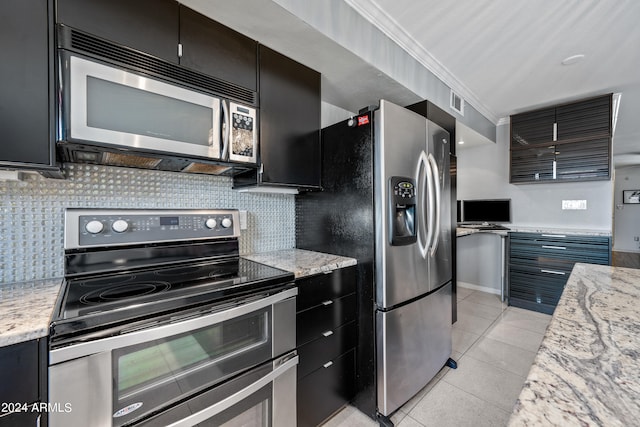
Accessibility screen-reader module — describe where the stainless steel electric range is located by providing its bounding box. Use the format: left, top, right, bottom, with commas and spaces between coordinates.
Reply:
48, 209, 298, 427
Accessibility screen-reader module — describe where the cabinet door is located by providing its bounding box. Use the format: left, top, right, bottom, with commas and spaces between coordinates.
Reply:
179, 6, 257, 92
510, 145, 556, 183
258, 45, 321, 188
555, 138, 610, 181
57, 0, 179, 63
0, 0, 54, 168
510, 107, 555, 147
556, 94, 611, 141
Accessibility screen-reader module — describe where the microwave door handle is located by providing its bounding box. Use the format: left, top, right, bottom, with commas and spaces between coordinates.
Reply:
428, 153, 441, 256
166, 355, 298, 427
415, 151, 429, 259
221, 100, 230, 160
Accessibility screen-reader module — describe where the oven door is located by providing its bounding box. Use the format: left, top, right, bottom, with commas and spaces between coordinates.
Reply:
62, 53, 221, 160
48, 287, 296, 427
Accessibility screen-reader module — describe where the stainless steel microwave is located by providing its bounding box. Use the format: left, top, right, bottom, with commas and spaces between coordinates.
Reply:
58, 53, 258, 170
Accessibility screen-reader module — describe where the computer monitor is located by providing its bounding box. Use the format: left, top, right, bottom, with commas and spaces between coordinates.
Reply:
461, 199, 511, 223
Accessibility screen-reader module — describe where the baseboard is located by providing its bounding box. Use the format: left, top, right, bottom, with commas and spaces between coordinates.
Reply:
457, 281, 501, 296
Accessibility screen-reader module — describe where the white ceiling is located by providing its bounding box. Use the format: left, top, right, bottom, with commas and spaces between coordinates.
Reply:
182, 0, 640, 166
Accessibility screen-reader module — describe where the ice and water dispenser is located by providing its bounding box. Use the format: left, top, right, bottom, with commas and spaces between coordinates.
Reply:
389, 176, 417, 245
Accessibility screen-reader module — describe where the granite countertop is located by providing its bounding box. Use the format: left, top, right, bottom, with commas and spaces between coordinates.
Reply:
509, 263, 640, 426
0, 278, 62, 348
456, 225, 611, 238
243, 248, 357, 278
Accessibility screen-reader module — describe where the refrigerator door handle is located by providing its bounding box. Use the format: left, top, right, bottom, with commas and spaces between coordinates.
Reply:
428, 153, 441, 256
415, 151, 429, 259
424, 152, 435, 259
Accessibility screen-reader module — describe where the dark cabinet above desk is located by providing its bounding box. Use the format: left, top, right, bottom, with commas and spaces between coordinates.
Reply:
510, 94, 612, 184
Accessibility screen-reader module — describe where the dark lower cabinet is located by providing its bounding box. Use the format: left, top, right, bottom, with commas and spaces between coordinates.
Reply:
296, 266, 357, 426
0, 339, 47, 427
509, 232, 611, 313
0, 0, 58, 173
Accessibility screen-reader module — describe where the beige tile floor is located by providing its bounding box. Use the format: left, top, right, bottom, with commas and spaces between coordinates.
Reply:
321, 287, 552, 427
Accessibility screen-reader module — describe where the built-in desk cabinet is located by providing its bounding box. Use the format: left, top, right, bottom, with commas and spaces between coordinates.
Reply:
296, 266, 357, 427
509, 232, 611, 314
510, 94, 612, 184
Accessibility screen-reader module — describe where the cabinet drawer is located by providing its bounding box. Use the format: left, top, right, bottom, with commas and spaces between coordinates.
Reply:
297, 321, 356, 380
296, 266, 356, 312
297, 349, 356, 427
297, 293, 356, 346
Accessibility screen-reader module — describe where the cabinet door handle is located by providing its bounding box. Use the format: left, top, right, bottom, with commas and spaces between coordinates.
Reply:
541, 234, 566, 238
541, 269, 566, 275
322, 330, 334, 337
322, 300, 333, 306
323, 361, 334, 368
542, 245, 566, 250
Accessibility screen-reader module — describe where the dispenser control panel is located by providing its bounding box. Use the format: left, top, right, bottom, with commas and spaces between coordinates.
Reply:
389, 176, 417, 246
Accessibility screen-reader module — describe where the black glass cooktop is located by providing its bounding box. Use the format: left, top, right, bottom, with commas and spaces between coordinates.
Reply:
50, 258, 294, 343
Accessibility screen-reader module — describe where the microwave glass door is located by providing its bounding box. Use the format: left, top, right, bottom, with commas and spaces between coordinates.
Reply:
111, 307, 272, 426
68, 55, 221, 159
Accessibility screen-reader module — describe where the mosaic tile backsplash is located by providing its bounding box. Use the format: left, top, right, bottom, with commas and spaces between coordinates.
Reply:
0, 164, 295, 284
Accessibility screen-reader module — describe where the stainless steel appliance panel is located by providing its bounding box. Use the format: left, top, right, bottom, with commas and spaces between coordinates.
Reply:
427, 122, 453, 290
375, 100, 429, 309
376, 282, 452, 416
67, 55, 222, 160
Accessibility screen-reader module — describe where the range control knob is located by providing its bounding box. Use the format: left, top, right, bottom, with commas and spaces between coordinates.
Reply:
205, 218, 217, 229
85, 220, 104, 234
112, 219, 129, 233
221, 218, 233, 228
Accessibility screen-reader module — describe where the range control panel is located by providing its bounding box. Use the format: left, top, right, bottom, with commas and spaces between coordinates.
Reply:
65, 209, 240, 249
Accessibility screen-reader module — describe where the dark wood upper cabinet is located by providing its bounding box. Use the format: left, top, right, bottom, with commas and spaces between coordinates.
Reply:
510, 94, 612, 184
56, 0, 180, 63
179, 7, 257, 92
0, 0, 58, 172
234, 45, 321, 190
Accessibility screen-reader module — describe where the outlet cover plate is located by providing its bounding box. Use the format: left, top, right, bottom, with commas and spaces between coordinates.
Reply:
562, 200, 587, 210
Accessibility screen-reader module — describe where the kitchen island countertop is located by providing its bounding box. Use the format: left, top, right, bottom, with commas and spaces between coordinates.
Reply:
0, 278, 62, 348
243, 248, 357, 278
509, 263, 640, 426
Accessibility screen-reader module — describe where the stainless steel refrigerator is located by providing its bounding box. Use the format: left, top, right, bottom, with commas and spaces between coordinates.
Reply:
295, 99, 455, 424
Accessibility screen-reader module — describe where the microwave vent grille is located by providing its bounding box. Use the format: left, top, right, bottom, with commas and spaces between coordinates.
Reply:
102, 152, 163, 169
64, 27, 257, 106
182, 162, 233, 175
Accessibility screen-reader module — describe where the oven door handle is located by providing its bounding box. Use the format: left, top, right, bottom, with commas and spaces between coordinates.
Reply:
167, 354, 298, 427
50, 287, 297, 364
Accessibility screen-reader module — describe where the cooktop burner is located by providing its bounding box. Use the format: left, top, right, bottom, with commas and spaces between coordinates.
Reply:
79, 281, 172, 305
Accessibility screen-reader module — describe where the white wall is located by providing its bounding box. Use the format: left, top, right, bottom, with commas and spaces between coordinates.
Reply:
613, 166, 640, 252
458, 123, 614, 232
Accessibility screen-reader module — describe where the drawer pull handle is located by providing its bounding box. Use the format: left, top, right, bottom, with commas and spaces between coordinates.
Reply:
323, 361, 334, 368
541, 269, 566, 275
542, 245, 566, 250
322, 330, 334, 337
541, 234, 566, 238
322, 300, 333, 306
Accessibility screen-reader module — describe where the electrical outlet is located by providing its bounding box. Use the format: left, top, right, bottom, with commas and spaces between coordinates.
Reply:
562, 200, 587, 210
239, 210, 248, 230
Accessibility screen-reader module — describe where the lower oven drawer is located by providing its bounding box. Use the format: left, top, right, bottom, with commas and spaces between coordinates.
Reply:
139, 352, 298, 427
48, 287, 297, 427
297, 349, 356, 427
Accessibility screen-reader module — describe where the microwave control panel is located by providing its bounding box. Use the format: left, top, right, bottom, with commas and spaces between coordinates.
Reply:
228, 102, 257, 163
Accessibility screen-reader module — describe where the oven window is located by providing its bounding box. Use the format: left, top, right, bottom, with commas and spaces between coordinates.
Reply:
112, 308, 272, 426
87, 76, 213, 146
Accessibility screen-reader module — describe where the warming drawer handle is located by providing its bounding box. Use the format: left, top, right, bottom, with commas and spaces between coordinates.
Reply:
322, 330, 334, 337
323, 361, 334, 368
541, 245, 566, 250
322, 300, 333, 306
540, 269, 566, 275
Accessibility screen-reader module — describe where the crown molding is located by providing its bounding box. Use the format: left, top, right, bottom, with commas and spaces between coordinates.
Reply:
497, 117, 510, 127
344, 0, 499, 124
